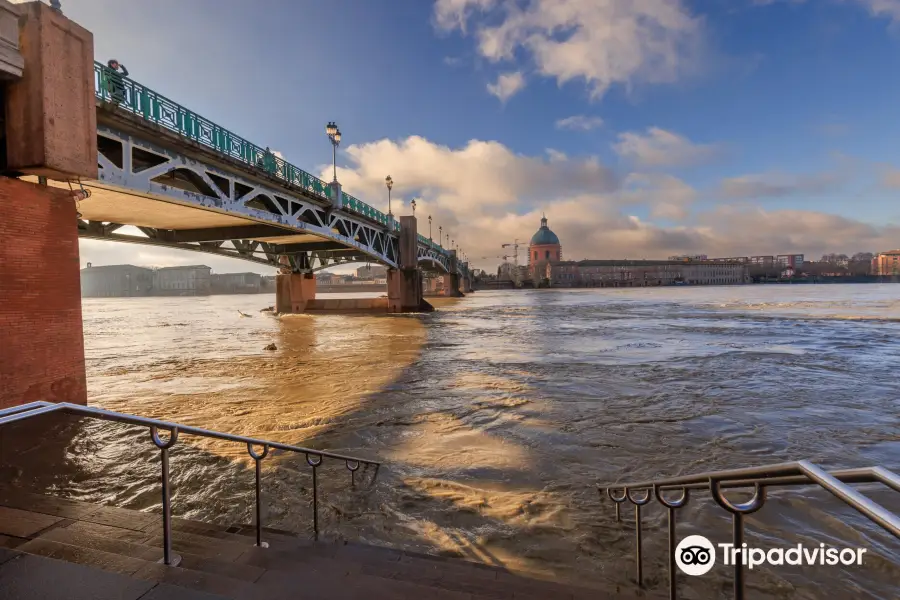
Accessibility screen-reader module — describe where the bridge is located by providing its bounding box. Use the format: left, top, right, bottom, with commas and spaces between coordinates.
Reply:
83, 62, 468, 283
77, 61, 471, 312
0, 1, 472, 407
12, 8, 471, 315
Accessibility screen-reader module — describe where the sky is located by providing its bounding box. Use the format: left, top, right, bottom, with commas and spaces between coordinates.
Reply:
41, 0, 900, 273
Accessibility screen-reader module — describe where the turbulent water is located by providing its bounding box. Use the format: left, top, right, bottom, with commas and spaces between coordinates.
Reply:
2, 285, 899, 598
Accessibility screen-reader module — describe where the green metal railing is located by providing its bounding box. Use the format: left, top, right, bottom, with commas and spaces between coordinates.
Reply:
93, 62, 423, 245
417, 233, 444, 253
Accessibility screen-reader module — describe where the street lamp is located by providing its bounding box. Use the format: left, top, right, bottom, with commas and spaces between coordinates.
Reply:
446, 233, 450, 248
385, 175, 393, 216
439, 225, 442, 248
428, 216, 433, 243
410, 198, 417, 216
325, 121, 341, 182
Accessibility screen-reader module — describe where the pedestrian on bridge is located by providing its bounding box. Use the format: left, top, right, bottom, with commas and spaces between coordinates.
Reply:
106, 59, 129, 106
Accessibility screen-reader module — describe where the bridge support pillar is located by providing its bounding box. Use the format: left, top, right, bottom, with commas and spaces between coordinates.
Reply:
275, 272, 316, 314
463, 275, 473, 294
5, 1, 97, 180
0, 177, 87, 408
442, 250, 464, 297
442, 273, 463, 297
388, 216, 433, 313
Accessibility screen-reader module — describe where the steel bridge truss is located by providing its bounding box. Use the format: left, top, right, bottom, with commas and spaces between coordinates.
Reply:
88, 125, 455, 274
76, 219, 370, 273
417, 242, 452, 273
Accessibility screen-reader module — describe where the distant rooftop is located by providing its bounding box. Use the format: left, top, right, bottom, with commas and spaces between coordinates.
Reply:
553, 259, 748, 267
81, 264, 150, 272
156, 265, 212, 271
81, 264, 214, 271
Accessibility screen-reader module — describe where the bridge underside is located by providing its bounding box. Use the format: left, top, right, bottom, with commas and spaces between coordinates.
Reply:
23, 117, 453, 274
19, 105, 458, 275
22, 179, 371, 272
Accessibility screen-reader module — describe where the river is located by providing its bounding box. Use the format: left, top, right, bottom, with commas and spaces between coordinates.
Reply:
2, 284, 899, 599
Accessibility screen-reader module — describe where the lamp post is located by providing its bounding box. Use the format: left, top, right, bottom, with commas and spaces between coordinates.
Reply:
325, 122, 341, 182
410, 198, 417, 217
384, 175, 393, 217
439, 226, 442, 249
446, 233, 450, 248
428, 216, 433, 244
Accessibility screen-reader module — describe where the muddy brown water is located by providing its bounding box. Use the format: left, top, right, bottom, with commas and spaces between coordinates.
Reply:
2, 286, 898, 598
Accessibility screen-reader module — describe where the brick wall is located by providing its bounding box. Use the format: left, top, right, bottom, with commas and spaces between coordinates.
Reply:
0, 176, 87, 408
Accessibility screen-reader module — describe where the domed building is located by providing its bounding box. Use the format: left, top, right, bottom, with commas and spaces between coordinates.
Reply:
528, 214, 562, 281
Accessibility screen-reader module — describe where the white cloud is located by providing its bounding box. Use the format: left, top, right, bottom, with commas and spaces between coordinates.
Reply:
879, 166, 900, 189
323, 134, 894, 267
718, 171, 842, 200
756, 0, 900, 25
696, 206, 897, 256
330, 135, 617, 218
613, 127, 721, 168
853, 0, 900, 24
751, 0, 807, 5
434, 0, 704, 99
619, 173, 697, 220
433, 0, 496, 33
555, 115, 604, 131
545, 148, 568, 162
486, 71, 526, 102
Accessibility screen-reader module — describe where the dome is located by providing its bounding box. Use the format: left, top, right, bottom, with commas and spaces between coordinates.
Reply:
530, 215, 560, 246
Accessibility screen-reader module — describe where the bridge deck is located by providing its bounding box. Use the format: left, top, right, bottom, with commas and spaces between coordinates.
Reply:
0, 488, 612, 599
79, 62, 463, 276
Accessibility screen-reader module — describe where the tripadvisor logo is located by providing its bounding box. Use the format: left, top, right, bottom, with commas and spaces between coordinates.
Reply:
675, 535, 867, 575
676, 535, 716, 576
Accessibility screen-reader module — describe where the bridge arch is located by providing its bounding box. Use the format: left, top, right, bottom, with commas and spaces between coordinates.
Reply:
89, 126, 402, 271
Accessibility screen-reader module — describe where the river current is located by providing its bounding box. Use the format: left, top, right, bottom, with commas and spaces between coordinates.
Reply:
2, 285, 899, 598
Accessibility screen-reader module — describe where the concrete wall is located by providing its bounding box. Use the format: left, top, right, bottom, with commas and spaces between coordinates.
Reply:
275, 272, 316, 313
5, 2, 96, 179
306, 298, 389, 312
0, 177, 86, 408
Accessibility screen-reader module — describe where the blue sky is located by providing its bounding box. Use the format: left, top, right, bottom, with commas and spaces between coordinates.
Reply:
58, 0, 900, 272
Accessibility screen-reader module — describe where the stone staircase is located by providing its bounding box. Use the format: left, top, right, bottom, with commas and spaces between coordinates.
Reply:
0, 488, 617, 599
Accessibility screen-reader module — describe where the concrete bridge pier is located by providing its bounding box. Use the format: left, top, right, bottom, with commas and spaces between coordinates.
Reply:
0, 2, 96, 408
462, 274, 474, 294
443, 273, 463, 297
388, 216, 433, 313
442, 250, 465, 297
275, 271, 317, 313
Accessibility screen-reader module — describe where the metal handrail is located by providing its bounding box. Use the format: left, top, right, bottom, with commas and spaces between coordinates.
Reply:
601, 460, 900, 600
0, 401, 380, 566
92, 62, 424, 244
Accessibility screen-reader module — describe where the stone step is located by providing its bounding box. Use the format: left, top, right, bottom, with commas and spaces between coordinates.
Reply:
241, 566, 474, 600
236, 543, 605, 600
0, 487, 281, 542
0, 491, 626, 599
0, 552, 158, 600
14, 537, 257, 597
101, 513, 608, 600
40, 524, 266, 582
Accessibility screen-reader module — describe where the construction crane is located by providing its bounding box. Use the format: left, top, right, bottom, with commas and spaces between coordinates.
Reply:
500, 239, 521, 286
